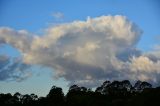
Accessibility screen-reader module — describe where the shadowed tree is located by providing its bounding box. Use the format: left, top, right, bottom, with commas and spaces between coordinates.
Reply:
134, 80, 152, 92
66, 85, 95, 106
0, 80, 158, 106
69, 85, 81, 92
13, 92, 23, 106
37, 97, 46, 106
96, 80, 132, 95
95, 80, 111, 94
121, 80, 132, 90
46, 85, 65, 106
14, 92, 22, 101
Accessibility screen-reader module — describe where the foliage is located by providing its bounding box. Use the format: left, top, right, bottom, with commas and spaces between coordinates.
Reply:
0, 80, 160, 106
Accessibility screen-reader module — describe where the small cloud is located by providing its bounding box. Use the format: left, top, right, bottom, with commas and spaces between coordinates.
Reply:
52, 12, 64, 20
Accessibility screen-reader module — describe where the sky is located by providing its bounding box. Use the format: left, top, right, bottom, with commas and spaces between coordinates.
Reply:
0, 0, 160, 96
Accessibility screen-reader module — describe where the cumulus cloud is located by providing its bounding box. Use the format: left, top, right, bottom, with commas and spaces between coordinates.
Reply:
0, 27, 32, 53
128, 56, 160, 82
0, 15, 160, 87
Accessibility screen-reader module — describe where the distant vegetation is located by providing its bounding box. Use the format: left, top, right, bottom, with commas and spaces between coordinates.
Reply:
1, 80, 160, 106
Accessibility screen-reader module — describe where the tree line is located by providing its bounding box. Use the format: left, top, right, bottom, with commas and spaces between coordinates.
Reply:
1, 80, 160, 106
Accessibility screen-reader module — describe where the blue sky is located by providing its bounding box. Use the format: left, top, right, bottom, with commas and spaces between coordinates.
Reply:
0, 0, 160, 50
0, 0, 160, 96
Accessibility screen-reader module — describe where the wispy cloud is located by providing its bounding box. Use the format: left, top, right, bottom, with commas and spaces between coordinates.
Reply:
52, 12, 64, 20
0, 15, 160, 87
0, 55, 31, 82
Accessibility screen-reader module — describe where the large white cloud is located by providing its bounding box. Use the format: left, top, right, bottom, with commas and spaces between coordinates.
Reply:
0, 15, 160, 87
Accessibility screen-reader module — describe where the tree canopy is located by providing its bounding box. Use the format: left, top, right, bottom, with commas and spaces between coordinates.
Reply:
0, 80, 160, 106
